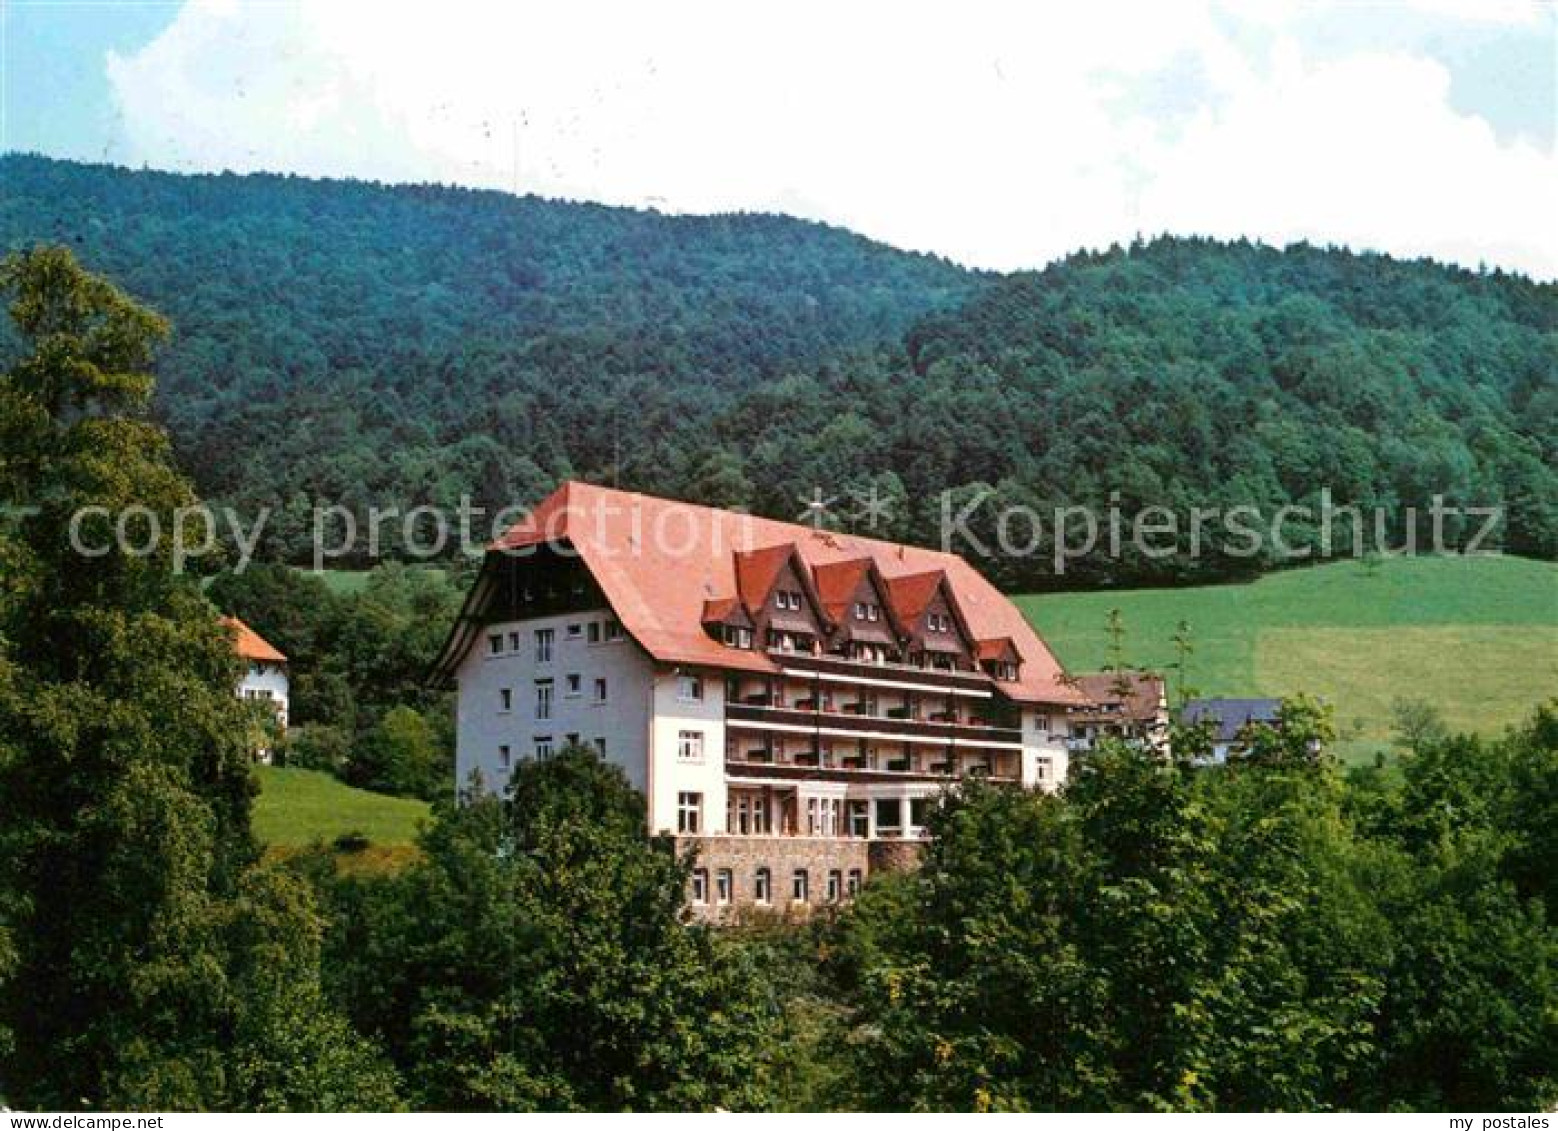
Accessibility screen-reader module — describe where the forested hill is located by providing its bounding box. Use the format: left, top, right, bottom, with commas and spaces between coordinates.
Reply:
893, 239, 1558, 586
0, 154, 978, 523
3, 155, 1554, 586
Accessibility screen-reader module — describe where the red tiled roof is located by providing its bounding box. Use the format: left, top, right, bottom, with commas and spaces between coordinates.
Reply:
480, 481, 1086, 705
221, 616, 286, 663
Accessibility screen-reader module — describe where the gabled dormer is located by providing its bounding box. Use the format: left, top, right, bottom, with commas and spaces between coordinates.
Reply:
812, 557, 905, 660
976, 637, 1022, 682
886, 570, 976, 671
734, 543, 830, 655
702, 595, 755, 649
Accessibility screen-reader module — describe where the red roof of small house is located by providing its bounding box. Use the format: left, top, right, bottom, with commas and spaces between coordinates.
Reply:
450, 481, 1085, 705
221, 616, 286, 663
1071, 672, 1166, 723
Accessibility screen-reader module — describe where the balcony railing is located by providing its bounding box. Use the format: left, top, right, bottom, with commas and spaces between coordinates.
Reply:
724, 758, 1017, 785
725, 702, 1022, 745
765, 649, 996, 694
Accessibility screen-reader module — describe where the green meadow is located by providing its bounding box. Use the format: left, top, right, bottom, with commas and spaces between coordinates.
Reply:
253, 766, 429, 865
1018, 555, 1558, 762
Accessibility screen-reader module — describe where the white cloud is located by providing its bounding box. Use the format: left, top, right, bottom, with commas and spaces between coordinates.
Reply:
104, 0, 1558, 276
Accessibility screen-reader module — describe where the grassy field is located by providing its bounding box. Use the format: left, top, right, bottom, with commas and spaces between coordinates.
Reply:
305, 566, 450, 595
253, 766, 430, 864
1018, 555, 1557, 762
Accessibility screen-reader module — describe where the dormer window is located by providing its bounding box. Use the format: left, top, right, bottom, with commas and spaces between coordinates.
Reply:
854, 601, 866, 619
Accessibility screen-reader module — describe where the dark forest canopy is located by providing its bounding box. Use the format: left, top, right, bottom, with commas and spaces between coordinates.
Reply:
3, 154, 1553, 588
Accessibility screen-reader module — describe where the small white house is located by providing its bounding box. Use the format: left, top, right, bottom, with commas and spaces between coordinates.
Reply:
222, 616, 289, 761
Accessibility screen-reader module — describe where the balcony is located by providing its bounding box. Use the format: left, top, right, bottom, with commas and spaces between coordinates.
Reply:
724, 757, 1016, 785
767, 649, 994, 694
725, 702, 1022, 746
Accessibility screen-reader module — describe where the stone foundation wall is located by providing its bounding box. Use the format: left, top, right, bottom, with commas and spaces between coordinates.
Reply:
868, 838, 927, 875
676, 834, 921, 921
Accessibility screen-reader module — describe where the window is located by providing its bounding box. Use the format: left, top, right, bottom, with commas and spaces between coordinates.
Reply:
488, 633, 503, 656
677, 674, 704, 702
716, 869, 733, 905
566, 623, 583, 639
535, 679, 554, 720
593, 677, 607, 704
603, 619, 623, 642
565, 732, 579, 747
534, 628, 554, 663
875, 797, 902, 832
587, 621, 601, 644
677, 730, 705, 762
854, 601, 867, 618
691, 868, 708, 905
846, 869, 862, 896
826, 870, 842, 902
534, 735, 554, 760
509, 630, 521, 652
728, 789, 770, 835
498, 744, 511, 770
594, 737, 607, 757
722, 624, 753, 648
910, 797, 930, 829
867, 603, 880, 621
791, 869, 809, 902
754, 867, 771, 904
805, 796, 841, 837
499, 688, 512, 712
775, 591, 791, 611
565, 673, 582, 696
677, 791, 702, 834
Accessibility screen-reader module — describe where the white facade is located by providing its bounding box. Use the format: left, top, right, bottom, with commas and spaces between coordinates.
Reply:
454, 608, 658, 801
238, 660, 289, 727
647, 667, 729, 835
1023, 706, 1072, 790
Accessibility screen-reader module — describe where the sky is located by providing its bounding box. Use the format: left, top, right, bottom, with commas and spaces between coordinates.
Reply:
3, 0, 1555, 276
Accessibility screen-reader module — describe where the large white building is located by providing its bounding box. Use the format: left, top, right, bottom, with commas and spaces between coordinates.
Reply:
432, 482, 1089, 913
